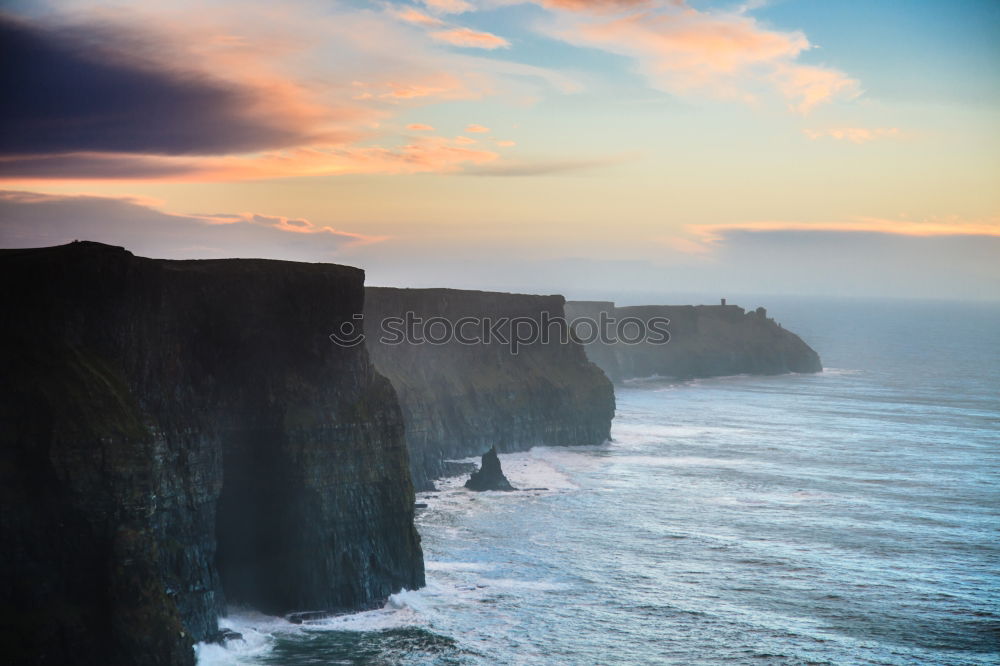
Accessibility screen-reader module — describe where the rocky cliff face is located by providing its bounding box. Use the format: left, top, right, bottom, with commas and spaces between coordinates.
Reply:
0, 242, 424, 666
365, 288, 615, 490
565, 301, 822, 382
561, 300, 624, 382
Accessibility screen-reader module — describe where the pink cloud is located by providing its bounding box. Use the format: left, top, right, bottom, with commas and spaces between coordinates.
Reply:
538, 0, 652, 10
394, 8, 445, 27
407, 123, 437, 131
770, 63, 860, 113
431, 27, 510, 49
541, 1, 859, 112
0, 137, 500, 183
0, 3, 521, 183
668, 217, 1000, 254
465, 124, 491, 133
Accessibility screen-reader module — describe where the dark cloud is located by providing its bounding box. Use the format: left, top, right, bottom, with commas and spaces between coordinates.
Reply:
0, 154, 195, 179
0, 190, 377, 261
0, 13, 312, 157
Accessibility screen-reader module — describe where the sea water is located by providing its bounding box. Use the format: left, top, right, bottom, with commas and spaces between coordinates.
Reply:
197, 298, 1000, 665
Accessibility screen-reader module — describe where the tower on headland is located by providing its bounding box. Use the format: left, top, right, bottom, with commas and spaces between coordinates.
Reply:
720, 298, 726, 306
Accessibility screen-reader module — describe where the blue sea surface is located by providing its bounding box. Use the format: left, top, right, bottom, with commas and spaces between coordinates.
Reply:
198, 299, 1000, 665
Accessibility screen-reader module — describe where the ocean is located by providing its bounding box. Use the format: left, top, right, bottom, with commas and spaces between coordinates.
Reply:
196, 298, 1000, 665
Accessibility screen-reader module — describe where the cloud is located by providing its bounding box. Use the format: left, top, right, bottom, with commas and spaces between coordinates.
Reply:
423, 0, 475, 14
0, 14, 330, 156
537, 0, 653, 12
669, 217, 1000, 254
495, 140, 517, 147
803, 127, 901, 143
389, 4, 511, 52
463, 155, 630, 176
466, 124, 491, 132
0, 4, 544, 182
0, 153, 196, 180
431, 27, 511, 49
407, 123, 437, 131
0, 137, 500, 182
454, 136, 478, 144
0, 190, 385, 260
394, 8, 446, 27
537, 0, 859, 112
769, 62, 859, 113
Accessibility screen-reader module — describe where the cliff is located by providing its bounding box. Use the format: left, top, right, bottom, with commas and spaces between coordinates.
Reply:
565, 301, 822, 382
0, 242, 424, 666
364, 288, 615, 490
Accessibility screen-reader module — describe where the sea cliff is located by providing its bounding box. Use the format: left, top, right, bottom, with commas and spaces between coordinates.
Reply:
565, 301, 822, 382
365, 288, 616, 490
0, 242, 424, 666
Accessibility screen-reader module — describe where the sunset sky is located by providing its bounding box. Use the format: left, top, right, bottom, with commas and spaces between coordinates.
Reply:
2, 0, 998, 301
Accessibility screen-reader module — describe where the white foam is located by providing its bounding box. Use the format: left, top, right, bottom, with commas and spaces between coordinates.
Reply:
614, 423, 735, 439
197, 446, 592, 664
420, 448, 581, 501
193, 610, 298, 666
195, 573, 491, 664
425, 560, 490, 572
607, 454, 749, 468
477, 577, 568, 592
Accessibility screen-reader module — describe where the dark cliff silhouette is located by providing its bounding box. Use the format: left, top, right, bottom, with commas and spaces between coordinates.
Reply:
465, 446, 515, 491
365, 287, 616, 490
0, 242, 424, 666
565, 301, 822, 382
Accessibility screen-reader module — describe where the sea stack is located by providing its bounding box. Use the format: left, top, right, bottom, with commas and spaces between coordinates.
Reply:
465, 447, 515, 491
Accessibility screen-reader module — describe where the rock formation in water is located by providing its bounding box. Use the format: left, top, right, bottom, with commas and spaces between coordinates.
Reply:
365, 288, 615, 490
464, 447, 515, 491
0, 242, 424, 666
565, 301, 822, 382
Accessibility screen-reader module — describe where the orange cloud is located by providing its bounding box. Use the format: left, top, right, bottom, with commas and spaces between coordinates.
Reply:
496, 140, 517, 147
542, 1, 859, 112
407, 123, 436, 131
431, 27, 510, 49
394, 8, 445, 27
199, 211, 385, 244
347, 71, 492, 103
770, 63, 860, 113
1, 4, 528, 183
454, 136, 478, 144
0, 137, 500, 184
466, 124, 491, 133
803, 127, 901, 143
539, 0, 652, 10
670, 217, 1000, 253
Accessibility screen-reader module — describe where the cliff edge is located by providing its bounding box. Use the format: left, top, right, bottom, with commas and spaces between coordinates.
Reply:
0, 243, 424, 666
565, 301, 822, 382
365, 287, 615, 490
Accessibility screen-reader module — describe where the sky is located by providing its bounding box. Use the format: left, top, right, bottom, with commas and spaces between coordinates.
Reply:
1, 0, 998, 301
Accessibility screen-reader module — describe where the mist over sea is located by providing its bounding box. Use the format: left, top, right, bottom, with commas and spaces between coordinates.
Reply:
198, 298, 1000, 665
